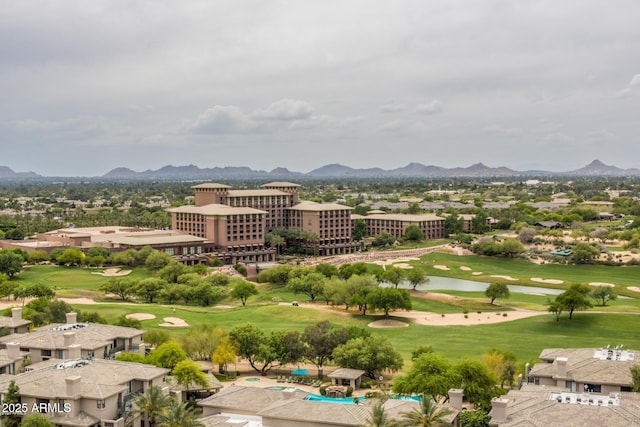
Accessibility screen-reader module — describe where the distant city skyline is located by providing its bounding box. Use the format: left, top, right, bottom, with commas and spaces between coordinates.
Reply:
1, 1, 639, 176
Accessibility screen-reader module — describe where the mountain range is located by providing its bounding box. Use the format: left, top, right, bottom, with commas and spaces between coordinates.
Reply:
1, 160, 639, 180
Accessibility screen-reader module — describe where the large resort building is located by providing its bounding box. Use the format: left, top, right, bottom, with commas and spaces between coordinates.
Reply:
168, 182, 361, 263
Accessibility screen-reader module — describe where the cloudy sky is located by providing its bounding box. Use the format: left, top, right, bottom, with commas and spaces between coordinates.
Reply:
2, 1, 639, 176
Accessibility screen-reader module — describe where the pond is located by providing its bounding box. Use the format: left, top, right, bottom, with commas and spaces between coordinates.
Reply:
394, 276, 565, 295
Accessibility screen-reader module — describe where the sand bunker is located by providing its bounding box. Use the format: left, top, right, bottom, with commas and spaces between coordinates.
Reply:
126, 313, 156, 321
393, 263, 413, 269
434, 265, 450, 271
531, 278, 564, 285
159, 317, 189, 327
490, 275, 518, 281
589, 282, 615, 287
392, 310, 546, 326
460, 266, 472, 271
472, 272, 483, 276
58, 297, 97, 305
368, 319, 409, 328
92, 268, 132, 277
629, 287, 640, 292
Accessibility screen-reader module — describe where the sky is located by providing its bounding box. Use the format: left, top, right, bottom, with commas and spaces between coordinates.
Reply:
1, 1, 639, 176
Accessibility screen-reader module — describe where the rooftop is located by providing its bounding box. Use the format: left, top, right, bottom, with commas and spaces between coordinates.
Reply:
167, 204, 267, 216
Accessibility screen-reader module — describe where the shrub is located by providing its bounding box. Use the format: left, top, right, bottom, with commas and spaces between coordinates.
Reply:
319, 385, 328, 396
346, 386, 354, 397
233, 264, 247, 277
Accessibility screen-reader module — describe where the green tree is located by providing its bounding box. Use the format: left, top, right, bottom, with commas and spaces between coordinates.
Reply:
453, 358, 501, 410
353, 218, 367, 241
592, 286, 617, 306
230, 281, 258, 306
571, 242, 600, 264
500, 238, 525, 257
144, 250, 174, 271
27, 250, 50, 264
484, 283, 510, 304
332, 336, 403, 379
20, 413, 55, 427
178, 324, 225, 361
458, 410, 490, 427
1, 380, 22, 427
172, 359, 209, 390
405, 268, 429, 290
631, 365, 640, 392
302, 320, 349, 379
399, 394, 452, 427
362, 401, 398, 427
368, 287, 412, 316
547, 298, 563, 321
379, 266, 405, 289
404, 224, 424, 241
0, 250, 24, 277
372, 231, 396, 247
393, 352, 458, 401
229, 324, 277, 375
471, 211, 489, 233
55, 248, 85, 265
555, 284, 593, 319
135, 278, 166, 303
157, 401, 204, 427
144, 330, 171, 348
131, 385, 172, 427
444, 213, 464, 236
99, 277, 137, 301
147, 341, 188, 371
287, 272, 327, 302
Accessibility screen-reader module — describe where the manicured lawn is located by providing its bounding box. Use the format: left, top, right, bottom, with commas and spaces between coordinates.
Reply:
12, 265, 153, 297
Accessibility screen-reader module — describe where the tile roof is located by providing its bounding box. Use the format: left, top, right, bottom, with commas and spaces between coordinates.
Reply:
0, 359, 168, 400
167, 204, 267, 216
493, 384, 640, 427
288, 201, 352, 212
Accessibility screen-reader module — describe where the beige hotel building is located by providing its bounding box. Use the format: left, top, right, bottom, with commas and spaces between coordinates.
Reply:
168, 182, 361, 264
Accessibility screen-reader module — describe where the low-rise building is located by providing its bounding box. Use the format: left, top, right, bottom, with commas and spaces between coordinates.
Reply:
0, 358, 170, 427
360, 212, 445, 240
489, 384, 640, 426
528, 347, 636, 393
0, 312, 144, 363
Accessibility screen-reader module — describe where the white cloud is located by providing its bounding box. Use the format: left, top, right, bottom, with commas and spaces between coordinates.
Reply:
542, 133, 575, 144
483, 125, 522, 137
585, 129, 615, 141
252, 99, 315, 121
379, 102, 406, 113
629, 74, 640, 87
415, 100, 443, 115
615, 88, 632, 99
186, 106, 260, 134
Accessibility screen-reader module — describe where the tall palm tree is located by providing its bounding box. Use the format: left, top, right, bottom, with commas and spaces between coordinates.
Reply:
362, 401, 399, 427
399, 394, 452, 427
131, 385, 172, 427
158, 401, 203, 427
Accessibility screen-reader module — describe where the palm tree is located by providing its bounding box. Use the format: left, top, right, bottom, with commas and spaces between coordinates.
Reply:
399, 394, 452, 427
131, 385, 172, 427
362, 401, 399, 427
158, 401, 203, 427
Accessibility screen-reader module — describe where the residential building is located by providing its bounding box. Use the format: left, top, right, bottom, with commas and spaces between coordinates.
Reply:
0, 358, 170, 427
528, 347, 637, 393
489, 384, 640, 426
360, 212, 445, 240
0, 307, 32, 334
0, 312, 144, 363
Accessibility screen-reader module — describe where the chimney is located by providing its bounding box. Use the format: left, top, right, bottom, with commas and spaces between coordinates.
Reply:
65, 376, 82, 397
63, 332, 77, 347
556, 357, 568, 378
525, 362, 531, 381
448, 388, 463, 409
65, 312, 78, 325
139, 343, 146, 357
6, 342, 20, 359
11, 307, 22, 323
67, 344, 82, 360
490, 397, 509, 424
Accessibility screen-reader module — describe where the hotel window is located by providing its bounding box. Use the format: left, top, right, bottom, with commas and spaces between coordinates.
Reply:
97, 399, 106, 409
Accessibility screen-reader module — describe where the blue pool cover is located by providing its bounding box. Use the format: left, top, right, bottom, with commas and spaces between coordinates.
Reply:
291, 369, 309, 376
